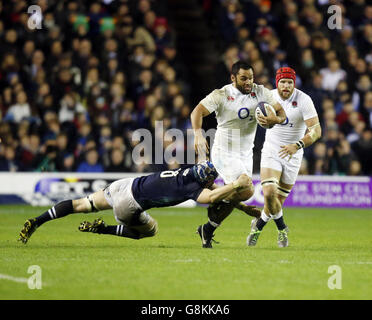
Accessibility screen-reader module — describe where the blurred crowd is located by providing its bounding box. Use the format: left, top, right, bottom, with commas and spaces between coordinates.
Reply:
0, 0, 371, 176
206, 0, 372, 176
0, 0, 191, 173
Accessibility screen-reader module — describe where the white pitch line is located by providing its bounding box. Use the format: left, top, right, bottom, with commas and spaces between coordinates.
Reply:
0, 273, 48, 287
0, 273, 29, 284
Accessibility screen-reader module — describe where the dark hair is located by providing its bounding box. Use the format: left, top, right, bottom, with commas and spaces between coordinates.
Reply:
231, 60, 253, 76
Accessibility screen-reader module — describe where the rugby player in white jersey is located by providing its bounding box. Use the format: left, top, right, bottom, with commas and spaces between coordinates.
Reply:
191, 60, 287, 248
247, 67, 322, 247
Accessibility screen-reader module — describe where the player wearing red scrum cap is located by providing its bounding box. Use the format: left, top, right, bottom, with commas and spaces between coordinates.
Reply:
247, 67, 322, 247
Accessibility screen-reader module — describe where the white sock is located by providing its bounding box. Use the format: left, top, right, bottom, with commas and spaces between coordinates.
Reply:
270, 209, 283, 220
261, 210, 272, 222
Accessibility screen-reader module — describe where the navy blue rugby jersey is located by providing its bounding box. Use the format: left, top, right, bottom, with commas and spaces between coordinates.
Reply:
131, 166, 204, 210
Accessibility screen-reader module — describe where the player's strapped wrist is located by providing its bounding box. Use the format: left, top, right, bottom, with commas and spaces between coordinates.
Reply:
295, 140, 305, 150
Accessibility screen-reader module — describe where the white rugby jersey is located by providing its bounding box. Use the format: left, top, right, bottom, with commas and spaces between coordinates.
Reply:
264, 88, 318, 155
199, 83, 277, 154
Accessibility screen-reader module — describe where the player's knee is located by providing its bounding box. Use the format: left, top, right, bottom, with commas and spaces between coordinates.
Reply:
139, 222, 158, 238
136, 218, 158, 239
207, 202, 234, 225
262, 184, 277, 201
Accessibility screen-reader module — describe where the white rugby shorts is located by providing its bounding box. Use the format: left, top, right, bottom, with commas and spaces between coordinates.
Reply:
104, 178, 151, 226
260, 147, 302, 185
211, 147, 253, 184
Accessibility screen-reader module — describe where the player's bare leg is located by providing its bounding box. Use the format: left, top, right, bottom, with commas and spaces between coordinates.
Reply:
248, 168, 283, 246
275, 181, 293, 247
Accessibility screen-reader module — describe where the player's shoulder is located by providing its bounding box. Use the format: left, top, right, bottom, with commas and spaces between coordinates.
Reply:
293, 88, 314, 105
270, 88, 278, 95
252, 83, 272, 96
205, 85, 230, 101
212, 84, 231, 96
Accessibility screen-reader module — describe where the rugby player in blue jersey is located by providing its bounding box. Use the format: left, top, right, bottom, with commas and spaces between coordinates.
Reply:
19, 161, 260, 244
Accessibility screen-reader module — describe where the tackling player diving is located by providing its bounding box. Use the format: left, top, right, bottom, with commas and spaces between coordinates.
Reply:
19, 161, 260, 244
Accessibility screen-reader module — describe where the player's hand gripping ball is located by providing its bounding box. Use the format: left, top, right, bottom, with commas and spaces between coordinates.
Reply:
255, 102, 276, 129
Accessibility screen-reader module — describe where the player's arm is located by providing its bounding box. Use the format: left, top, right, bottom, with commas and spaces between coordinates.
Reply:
279, 116, 322, 158
256, 102, 287, 127
191, 103, 211, 158
207, 183, 219, 190
200, 180, 261, 218
196, 174, 250, 204
272, 102, 287, 124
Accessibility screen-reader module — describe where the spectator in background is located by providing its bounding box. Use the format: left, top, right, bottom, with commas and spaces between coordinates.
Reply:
55, 132, 73, 167
309, 141, 328, 175
0, 145, 21, 172
4, 91, 31, 123
152, 17, 173, 56
351, 129, 372, 175
349, 159, 362, 176
331, 138, 355, 175
77, 149, 104, 172
320, 59, 347, 92
0, 0, 370, 176
360, 91, 372, 128
58, 92, 86, 124
105, 148, 128, 172
59, 153, 76, 172
353, 74, 371, 112
34, 144, 58, 172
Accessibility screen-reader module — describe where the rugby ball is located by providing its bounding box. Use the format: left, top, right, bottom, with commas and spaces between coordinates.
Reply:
255, 102, 276, 129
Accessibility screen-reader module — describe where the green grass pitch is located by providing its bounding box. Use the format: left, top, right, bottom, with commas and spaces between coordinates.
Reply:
0, 205, 371, 300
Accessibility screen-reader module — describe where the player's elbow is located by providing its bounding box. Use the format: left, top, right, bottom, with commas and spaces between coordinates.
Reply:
190, 105, 200, 120
191, 104, 209, 119
312, 127, 322, 143
317, 126, 322, 140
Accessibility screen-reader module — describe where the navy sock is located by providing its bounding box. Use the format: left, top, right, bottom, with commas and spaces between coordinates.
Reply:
256, 218, 268, 231
35, 200, 73, 227
99, 225, 140, 239
274, 216, 287, 231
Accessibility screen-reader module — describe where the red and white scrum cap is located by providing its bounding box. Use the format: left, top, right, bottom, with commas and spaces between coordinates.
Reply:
275, 67, 296, 87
